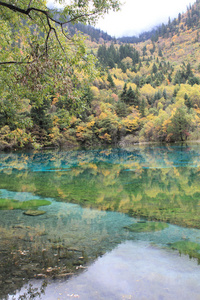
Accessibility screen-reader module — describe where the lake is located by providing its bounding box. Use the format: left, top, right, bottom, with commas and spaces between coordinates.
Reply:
0, 143, 200, 299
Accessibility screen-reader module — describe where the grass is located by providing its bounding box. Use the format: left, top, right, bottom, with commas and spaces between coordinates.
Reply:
0, 199, 51, 210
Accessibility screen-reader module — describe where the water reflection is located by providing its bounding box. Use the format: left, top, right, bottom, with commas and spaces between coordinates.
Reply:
0, 144, 200, 228
1, 144, 200, 298
11, 241, 200, 300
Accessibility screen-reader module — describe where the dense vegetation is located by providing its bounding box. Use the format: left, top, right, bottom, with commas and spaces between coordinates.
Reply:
1, 0, 200, 150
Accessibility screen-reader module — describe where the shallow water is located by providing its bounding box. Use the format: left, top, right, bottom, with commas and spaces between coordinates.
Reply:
12, 241, 200, 300
1, 144, 200, 299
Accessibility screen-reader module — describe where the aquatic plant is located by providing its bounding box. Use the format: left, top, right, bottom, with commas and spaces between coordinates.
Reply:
0, 199, 51, 210
124, 221, 169, 232
169, 240, 200, 262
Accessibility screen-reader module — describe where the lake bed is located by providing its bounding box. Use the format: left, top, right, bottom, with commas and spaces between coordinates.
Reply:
1, 144, 200, 299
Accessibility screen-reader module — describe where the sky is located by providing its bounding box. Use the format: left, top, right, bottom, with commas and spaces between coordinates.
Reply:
47, 0, 196, 38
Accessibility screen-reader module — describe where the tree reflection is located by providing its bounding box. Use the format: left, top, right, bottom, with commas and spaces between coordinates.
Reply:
0, 144, 200, 228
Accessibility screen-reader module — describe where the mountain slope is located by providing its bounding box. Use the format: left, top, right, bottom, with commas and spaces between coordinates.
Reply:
1, 1, 200, 150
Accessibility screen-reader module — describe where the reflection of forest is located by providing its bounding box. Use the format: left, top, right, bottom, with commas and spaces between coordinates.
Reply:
0, 200, 130, 299
0, 144, 200, 228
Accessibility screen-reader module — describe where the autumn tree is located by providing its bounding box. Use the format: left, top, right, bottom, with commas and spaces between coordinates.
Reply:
0, 0, 121, 101
167, 107, 192, 141
0, 0, 121, 148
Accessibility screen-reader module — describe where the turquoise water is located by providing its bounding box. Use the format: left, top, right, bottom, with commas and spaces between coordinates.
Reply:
0, 144, 200, 299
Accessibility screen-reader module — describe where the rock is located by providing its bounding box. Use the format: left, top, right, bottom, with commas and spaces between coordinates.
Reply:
34, 274, 47, 279
13, 225, 25, 229
23, 210, 46, 216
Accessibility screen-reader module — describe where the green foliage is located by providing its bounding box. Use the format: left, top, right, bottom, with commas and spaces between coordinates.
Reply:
107, 73, 115, 88
167, 107, 192, 141
97, 44, 140, 69
139, 98, 146, 117
184, 93, 193, 109
30, 97, 52, 133
2, 145, 200, 228
0, 126, 36, 150
115, 100, 128, 117
1, 0, 200, 149
173, 63, 199, 86
124, 222, 169, 232
0, 199, 51, 210
169, 241, 200, 261
120, 85, 139, 106
0, 0, 121, 149
152, 63, 158, 74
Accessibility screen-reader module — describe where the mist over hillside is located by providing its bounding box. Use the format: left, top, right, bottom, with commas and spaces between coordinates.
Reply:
67, 1, 199, 43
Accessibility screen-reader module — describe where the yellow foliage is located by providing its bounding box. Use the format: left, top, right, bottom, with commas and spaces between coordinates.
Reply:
140, 84, 155, 98
110, 68, 128, 81
98, 112, 108, 120
87, 120, 95, 128
70, 116, 78, 125
173, 167, 180, 177
121, 56, 133, 67
96, 195, 105, 203
113, 78, 124, 90
131, 194, 142, 202
53, 116, 59, 126
49, 126, 61, 141
194, 108, 200, 115
157, 102, 163, 111
101, 169, 111, 177
99, 133, 112, 142
88, 163, 98, 170
166, 133, 173, 142
119, 197, 130, 209
52, 97, 58, 105
75, 125, 87, 140
126, 69, 136, 80
57, 188, 66, 199
91, 86, 100, 97
162, 119, 171, 133
146, 114, 154, 121
176, 49, 185, 57
122, 117, 140, 132
172, 35, 178, 43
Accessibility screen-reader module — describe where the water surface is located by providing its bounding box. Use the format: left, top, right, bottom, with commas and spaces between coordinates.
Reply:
12, 241, 200, 300
1, 144, 200, 299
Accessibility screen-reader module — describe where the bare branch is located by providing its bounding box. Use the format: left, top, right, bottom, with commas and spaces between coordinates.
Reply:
0, 60, 35, 65
61, 24, 72, 40
52, 27, 66, 55
33, 11, 48, 33
27, 0, 33, 9
0, 1, 99, 65
0, 1, 100, 26
63, 9, 100, 25
45, 28, 52, 56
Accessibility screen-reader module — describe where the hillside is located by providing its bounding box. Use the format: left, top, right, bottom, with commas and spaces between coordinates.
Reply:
63, 0, 200, 147
1, 0, 200, 150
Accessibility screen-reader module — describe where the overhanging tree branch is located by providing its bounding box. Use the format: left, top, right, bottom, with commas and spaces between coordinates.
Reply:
0, 0, 121, 65
0, 1, 48, 17
0, 1, 101, 27
0, 1, 96, 65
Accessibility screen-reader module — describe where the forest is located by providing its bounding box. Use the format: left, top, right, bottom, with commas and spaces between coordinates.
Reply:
1, 0, 200, 150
